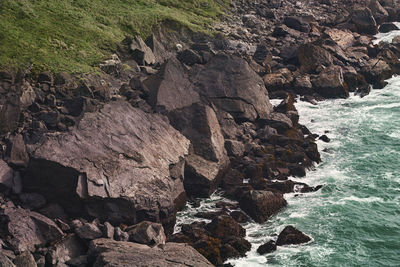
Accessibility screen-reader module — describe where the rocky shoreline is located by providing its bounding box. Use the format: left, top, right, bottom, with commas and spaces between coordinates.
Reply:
1, 0, 400, 266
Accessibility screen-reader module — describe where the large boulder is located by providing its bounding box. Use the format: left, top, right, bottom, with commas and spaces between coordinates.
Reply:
0, 206, 64, 253
368, 0, 389, 24
88, 239, 213, 267
239, 190, 287, 223
168, 103, 229, 197
276, 226, 311, 246
311, 66, 349, 98
128, 36, 156, 65
191, 54, 273, 121
324, 28, 356, 50
283, 16, 310, 32
127, 221, 166, 246
24, 101, 190, 234
298, 44, 333, 73
351, 6, 377, 34
361, 59, 393, 87
0, 160, 14, 189
143, 58, 200, 112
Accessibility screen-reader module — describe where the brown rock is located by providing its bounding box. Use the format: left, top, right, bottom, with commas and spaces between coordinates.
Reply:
276, 226, 311, 246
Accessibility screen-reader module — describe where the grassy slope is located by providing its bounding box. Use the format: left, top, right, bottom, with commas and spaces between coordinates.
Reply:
0, 0, 227, 74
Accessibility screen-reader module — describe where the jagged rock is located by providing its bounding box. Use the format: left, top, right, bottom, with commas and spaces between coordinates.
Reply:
113, 227, 129, 242
239, 190, 287, 223
1, 206, 64, 253
46, 234, 87, 266
88, 239, 213, 267
351, 6, 377, 34
65, 255, 88, 267
177, 49, 202, 66
230, 210, 249, 223
283, 16, 310, 32
38, 72, 53, 85
0, 160, 14, 190
102, 222, 114, 239
191, 54, 273, 121
276, 226, 311, 246
20, 82, 36, 108
6, 134, 29, 168
19, 193, 46, 210
75, 223, 103, 240
0, 94, 20, 134
168, 103, 228, 197
379, 22, 399, 33
257, 240, 277, 255
311, 66, 349, 98
361, 59, 393, 87
184, 154, 226, 198
298, 44, 333, 73
128, 36, 156, 65
127, 221, 166, 246
224, 140, 245, 158
324, 28, 355, 50
13, 252, 37, 267
368, 0, 389, 24
0, 252, 15, 267
143, 57, 200, 112
263, 73, 291, 91
24, 101, 190, 234
205, 215, 245, 241
253, 45, 272, 65
293, 75, 313, 95
168, 103, 227, 163
260, 112, 293, 133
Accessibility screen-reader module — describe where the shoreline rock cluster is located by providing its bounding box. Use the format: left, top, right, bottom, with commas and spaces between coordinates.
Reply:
1, 0, 400, 266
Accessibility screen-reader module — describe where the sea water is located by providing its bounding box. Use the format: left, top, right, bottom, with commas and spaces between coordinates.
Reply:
176, 30, 400, 267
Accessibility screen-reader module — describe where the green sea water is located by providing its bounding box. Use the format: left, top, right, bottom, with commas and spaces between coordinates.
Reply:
227, 77, 400, 267
176, 78, 400, 267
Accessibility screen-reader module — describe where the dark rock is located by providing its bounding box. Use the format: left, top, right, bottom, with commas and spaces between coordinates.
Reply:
0, 95, 20, 134
37, 72, 53, 85
230, 211, 249, 223
143, 57, 200, 112
113, 227, 129, 242
379, 22, 399, 33
127, 221, 166, 246
88, 239, 213, 267
224, 140, 245, 158
24, 101, 189, 234
0, 253, 14, 267
38, 203, 68, 221
65, 255, 88, 267
0, 160, 15, 190
253, 45, 272, 66
205, 215, 245, 241
6, 134, 29, 168
39, 110, 60, 128
19, 193, 46, 210
177, 49, 202, 66
368, 0, 389, 24
257, 240, 277, 255
168, 103, 227, 163
276, 226, 311, 246
361, 59, 393, 87
101, 222, 114, 239
239, 190, 287, 223
194, 211, 226, 220
294, 75, 313, 95
284, 16, 310, 32
298, 44, 333, 73
13, 252, 36, 267
351, 7, 377, 34
311, 66, 349, 98
128, 36, 156, 65
1, 206, 64, 253
191, 54, 273, 121
75, 223, 103, 240
319, 135, 331, 142
184, 154, 226, 198
46, 234, 87, 266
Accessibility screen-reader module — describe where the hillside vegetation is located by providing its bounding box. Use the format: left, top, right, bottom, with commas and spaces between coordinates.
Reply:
0, 0, 227, 73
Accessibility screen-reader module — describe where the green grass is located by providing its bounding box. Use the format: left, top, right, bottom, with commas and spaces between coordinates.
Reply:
0, 0, 227, 74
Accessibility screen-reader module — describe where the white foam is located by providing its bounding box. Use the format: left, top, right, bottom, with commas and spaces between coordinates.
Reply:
373, 22, 400, 44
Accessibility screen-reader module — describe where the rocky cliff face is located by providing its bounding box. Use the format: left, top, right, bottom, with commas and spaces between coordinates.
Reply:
1, 0, 400, 266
